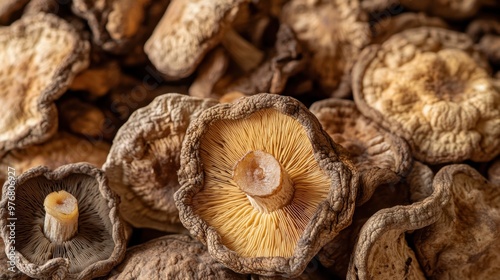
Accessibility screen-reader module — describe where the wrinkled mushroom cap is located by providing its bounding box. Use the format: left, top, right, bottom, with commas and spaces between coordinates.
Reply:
489, 158, 500, 186
176, 93, 358, 277
0, 13, 89, 157
353, 27, 500, 164
104, 93, 218, 232
0, 164, 126, 280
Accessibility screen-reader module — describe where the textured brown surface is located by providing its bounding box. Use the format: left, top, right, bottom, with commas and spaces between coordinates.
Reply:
400, 0, 482, 19
0, 0, 28, 24
0, 238, 29, 280
104, 93, 218, 232
353, 27, 500, 164
489, 158, 500, 186
0, 13, 89, 157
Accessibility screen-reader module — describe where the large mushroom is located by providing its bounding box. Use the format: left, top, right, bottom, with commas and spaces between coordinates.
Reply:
0, 164, 126, 279
175, 94, 358, 277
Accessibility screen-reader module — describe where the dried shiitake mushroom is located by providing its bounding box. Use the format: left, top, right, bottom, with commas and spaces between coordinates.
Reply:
0, 238, 29, 280
0, 163, 126, 279
69, 61, 122, 99
281, 0, 370, 96
176, 93, 358, 277
0, 0, 28, 24
310, 98, 412, 205
466, 18, 500, 66
413, 164, 500, 279
107, 234, 247, 279
0, 13, 89, 157
104, 93, 218, 232
353, 27, 500, 164
189, 47, 230, 99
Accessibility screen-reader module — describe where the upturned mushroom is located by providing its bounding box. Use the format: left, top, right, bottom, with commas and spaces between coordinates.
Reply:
0, 13, 89, 157
353, 27, 500, 164
104, 93, 219, 232
0, 163, 126, 279
175, 93, 358, 277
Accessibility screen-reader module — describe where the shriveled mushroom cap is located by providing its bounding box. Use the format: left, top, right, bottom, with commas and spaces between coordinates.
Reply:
0, 0, 28, 24
353, 27, 500, 164
310, 98, 412, 205
0, 238, 29, 280
104, 93, 218, 232
347, 162, 448, 279
400, 0, 482, 20
145, 0, 247, 79
176, 93, 358, 277
107, 234, 246, 279
0, 163, 126, 279
281, 0, 370, 95
0, 13, 89, 157
413, 164, 500, 279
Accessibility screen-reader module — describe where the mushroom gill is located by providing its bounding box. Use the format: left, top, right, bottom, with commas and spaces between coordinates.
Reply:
193, 109, 331, 258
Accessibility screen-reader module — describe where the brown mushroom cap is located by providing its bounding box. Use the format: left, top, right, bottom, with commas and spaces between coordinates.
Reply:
0, 163, 126, 279
103, 93, 218, 232
281, 0, 370, 95
413, 164, 500, 279
144, 0, 247, 79
0, 237, 29, 280
107, 234, 247, 279
0, 13, 89, 157
176, 93, 358, 277
353, 27, 500, 164
310, 98, 412, 205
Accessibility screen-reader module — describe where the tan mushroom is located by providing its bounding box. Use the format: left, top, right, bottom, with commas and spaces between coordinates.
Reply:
0, 0, 28, 24
189, 47, 230, 99
466, 18, 500, 67
175, 93, 358, 277
104, 93, 218, 233
0, 163, 126, 279
58, 98, 110, 140
107, 234, 247, 279
281, 0, 370, 96
0, 13, 89, 157
310, 98, 412, 205
353, 27, 500, 164
413, 164, 500, 279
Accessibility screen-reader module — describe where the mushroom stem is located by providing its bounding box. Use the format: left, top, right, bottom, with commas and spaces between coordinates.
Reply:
221, 28, 264, 72
43, 190, 79, 243
233, 150, 294, 213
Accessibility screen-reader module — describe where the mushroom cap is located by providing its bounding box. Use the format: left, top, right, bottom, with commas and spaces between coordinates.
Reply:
176, 93, 358, 277
413, 164, 500, 279
0, 13, 89, 157
353, 27, 500, 164
144, 0, 247, 79
0, 163, 126, 279
0, 238, 29, 280
400, 0, 482, 20
104, 93, 218, 232
107, 234, 247, 279
281, 0, 370, 94
310, 98, 412, 205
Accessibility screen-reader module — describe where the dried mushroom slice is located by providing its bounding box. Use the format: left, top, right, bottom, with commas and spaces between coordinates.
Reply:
281, 0, 370, 94
144, 0, 248, 79
347, 162, 447, 280
104, 94, 218, 232
0, 13, 89, 157
310, 98, 412, 205
176, 94, 358, 277
0, 163, 126, 279
0, 0, 28, 24
107, 234, 246, 279
414, 164, 500, 279
353, 27, 500, 164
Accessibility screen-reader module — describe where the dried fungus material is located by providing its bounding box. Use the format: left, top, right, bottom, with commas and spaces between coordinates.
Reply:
310, 98, 411, 205
353, 27, 500, 164
107, 235, 246, 279
0, 0, 28, 24
0, 164, 126, 279
176, 94, 358, 277
400, 0, 482, 20
189, 47, 230, 99
0, 238, 29, 280
347, 162, 447, 280
466, 18, 500, 42
69, 62, 122, 98
489, 158, 500, 186
104, 94, 218, 232
281, 0, 370, 94
145, 0, 247, 79
0, 14, 89, 157
414, 164, 500, 279
58, 98, 109, 139
477, 35, 500, 65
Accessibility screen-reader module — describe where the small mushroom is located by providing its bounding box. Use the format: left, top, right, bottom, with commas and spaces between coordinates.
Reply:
353, 27, 500, 164
413, 164, 500, 279
176, 93, 358, 277
0, 0, 28, 24
58, 98, 110, 140
0, 163, 126, 279
106, 234, 247, 279
0, 13, 89, 157
310, 98, 412, 205
69, 61, 122, 99
104, 93, 219, 232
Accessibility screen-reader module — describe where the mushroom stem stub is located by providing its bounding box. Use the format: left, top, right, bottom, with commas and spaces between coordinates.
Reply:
43, 190, 79, 243
233, 150, 294, 213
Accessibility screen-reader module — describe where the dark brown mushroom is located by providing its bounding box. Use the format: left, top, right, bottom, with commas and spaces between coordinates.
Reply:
69, 61, 122, 99
58, 98, 110, 140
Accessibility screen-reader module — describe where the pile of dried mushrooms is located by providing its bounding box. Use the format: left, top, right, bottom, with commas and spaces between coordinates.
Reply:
1, 0, 499, 279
